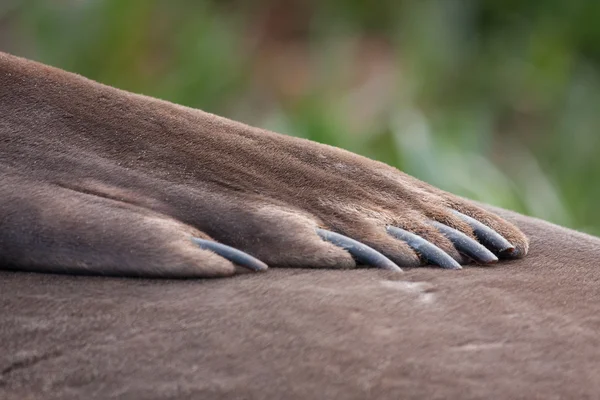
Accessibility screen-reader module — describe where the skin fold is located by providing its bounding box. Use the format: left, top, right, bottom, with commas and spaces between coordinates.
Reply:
0, 51, 528, 277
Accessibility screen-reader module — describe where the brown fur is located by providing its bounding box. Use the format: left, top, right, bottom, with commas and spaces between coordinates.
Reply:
0, 52, 528, 277
1, 209, 598, 399
0, 52, 593, 399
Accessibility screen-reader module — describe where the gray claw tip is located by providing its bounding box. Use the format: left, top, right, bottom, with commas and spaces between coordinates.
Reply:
452, 211, 516, 257
316, 228, 403, 272
192, 238, 268, 272
430, 221, 498, 265
386, 226, 462, 270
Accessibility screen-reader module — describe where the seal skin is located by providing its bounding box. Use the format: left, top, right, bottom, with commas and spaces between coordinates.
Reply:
0, 52, 528, 277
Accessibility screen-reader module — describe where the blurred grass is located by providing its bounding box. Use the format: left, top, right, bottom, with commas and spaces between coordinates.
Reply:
1, 0, 600, 234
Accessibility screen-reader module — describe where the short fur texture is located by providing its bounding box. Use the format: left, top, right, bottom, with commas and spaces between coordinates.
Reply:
1, 209, 598, 399
0, 52, 528, 276
0, 51, 591, 399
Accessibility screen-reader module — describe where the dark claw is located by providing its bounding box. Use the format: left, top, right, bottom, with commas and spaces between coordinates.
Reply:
452, 211, 516, 258
192, 238, 268, 272
316, 229, 402, 272
431, 222, 498, 264
386, 226, 462, 270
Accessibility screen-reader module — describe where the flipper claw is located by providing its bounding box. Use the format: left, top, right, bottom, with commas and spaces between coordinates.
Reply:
431, 222, 498, 264
452, 211, 516, 258
316, 229, 402, 272
386, 226, 462, 270
192, 238, 268, 272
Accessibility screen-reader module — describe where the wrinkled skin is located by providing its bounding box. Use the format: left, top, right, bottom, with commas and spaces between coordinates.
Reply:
0, 52, 528, 277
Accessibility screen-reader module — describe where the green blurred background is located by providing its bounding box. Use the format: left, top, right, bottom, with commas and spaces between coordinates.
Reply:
1, 0, 599, 234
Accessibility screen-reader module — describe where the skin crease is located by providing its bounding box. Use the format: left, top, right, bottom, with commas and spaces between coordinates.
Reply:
0, 51, 528, 277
